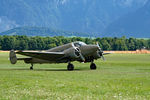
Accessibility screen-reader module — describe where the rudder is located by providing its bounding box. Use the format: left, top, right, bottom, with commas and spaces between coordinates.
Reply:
9, 50, 17, 64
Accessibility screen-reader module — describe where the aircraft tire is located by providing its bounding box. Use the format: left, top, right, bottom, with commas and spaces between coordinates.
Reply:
90, 63, 96, 70
67, 64, 74, 71
30, 66, 33, 70
30, 64, 33, 70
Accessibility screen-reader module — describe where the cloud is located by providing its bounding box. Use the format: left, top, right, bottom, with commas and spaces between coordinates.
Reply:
61, 0, 68, 5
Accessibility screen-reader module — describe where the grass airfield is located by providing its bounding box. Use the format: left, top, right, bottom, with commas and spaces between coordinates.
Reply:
0, 52, 150, 100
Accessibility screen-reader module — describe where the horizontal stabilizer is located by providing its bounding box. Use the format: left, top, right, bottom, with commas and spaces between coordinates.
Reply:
17, 58, 32, 60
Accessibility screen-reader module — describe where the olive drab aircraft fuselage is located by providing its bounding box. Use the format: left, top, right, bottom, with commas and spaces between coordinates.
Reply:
9, 41, 109, 70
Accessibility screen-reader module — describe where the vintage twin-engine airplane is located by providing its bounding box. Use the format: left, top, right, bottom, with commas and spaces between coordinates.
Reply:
9, 41, 109, 71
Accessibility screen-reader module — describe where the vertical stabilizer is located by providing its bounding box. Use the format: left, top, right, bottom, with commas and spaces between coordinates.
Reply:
9, 50, 17, 64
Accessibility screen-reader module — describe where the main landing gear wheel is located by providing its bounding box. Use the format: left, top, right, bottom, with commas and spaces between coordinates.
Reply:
90, 63, 97, 70
67, 63, 74, 71
30, 64, 33, 70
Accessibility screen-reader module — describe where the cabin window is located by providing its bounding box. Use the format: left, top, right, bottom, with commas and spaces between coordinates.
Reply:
74, 42, 86, 47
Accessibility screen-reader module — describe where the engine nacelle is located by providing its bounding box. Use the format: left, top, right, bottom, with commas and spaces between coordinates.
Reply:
92, 51, 101, 59
64, 47, 80, 59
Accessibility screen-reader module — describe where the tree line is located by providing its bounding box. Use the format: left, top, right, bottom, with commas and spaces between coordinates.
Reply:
0, 35, 149, 51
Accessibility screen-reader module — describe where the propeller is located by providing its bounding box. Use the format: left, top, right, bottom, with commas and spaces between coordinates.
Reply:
79, 52, 85, 62
96, 42, 105, 61
72, 43, 85, 62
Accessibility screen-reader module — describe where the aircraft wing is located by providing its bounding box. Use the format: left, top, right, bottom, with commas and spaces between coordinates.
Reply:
16, 51, 65, 61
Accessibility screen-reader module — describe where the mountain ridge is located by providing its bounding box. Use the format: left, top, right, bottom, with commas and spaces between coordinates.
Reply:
0, 26, 94, 37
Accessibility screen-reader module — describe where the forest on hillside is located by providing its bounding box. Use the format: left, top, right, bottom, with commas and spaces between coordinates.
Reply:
0, 36, 149, 51
1, 27, 92, 37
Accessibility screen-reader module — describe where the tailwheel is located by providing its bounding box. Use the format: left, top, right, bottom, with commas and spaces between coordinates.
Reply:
67, 63, 74, 71
30, 64, 33, 70
90, 63, 97, 70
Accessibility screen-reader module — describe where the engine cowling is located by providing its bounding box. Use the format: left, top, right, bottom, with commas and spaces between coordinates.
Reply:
63, 47, 80, 59
92, 51, 101, 59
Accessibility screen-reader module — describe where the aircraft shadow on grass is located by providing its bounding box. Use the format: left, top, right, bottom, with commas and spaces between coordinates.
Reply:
0, 68, 88, 71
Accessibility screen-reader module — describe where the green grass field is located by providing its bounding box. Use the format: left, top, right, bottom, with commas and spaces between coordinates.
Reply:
0, 52, 150, 100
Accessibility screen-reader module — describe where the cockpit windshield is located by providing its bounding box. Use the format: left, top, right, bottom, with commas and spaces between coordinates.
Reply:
74, 41, 87, 47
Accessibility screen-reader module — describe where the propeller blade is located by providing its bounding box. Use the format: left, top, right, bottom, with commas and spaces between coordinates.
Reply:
72, 42, 76, 48
79, 53, 85, 62
102, 55, 105, 61
96, 42, 100, 49
96, 42, 106, 61
72, 42, 85, 62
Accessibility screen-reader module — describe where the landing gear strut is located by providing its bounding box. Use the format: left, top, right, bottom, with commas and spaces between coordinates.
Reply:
67, 63, 74, 71
90, 61, 97, 70
30, 63, 33, 70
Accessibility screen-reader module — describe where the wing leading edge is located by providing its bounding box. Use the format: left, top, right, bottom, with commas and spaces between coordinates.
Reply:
16, 51, 65, 61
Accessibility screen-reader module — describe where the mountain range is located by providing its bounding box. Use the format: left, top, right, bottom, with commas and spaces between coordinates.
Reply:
0, 0, 149, 37
0, 26, 92, 37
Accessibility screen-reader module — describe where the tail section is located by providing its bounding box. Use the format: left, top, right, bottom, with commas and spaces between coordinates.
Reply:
9, 50, 17, 64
